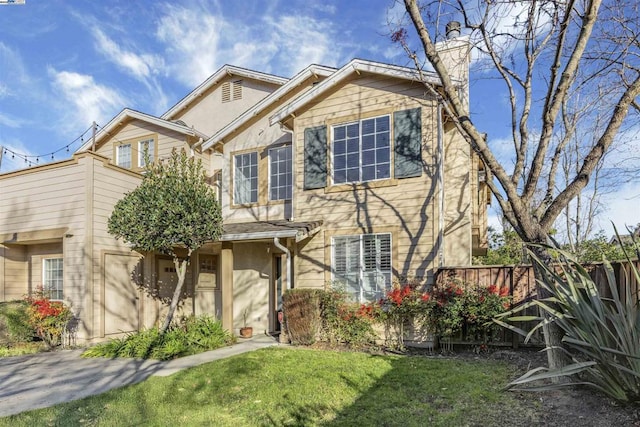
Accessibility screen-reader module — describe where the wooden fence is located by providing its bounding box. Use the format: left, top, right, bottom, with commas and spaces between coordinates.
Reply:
432, 260, 640, 348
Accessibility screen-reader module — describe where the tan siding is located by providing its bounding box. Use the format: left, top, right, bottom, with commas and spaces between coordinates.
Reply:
290, 75, 470, 287
172, 77, 281, 137
90, 159, 143, 339
232, 242, 270, 333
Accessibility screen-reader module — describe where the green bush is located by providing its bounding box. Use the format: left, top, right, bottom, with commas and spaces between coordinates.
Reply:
318, 288, 378, 348
497, 243, 640, 402
0, 300, 35, 344
282, 289, 321, 345
82, 315, 235, 360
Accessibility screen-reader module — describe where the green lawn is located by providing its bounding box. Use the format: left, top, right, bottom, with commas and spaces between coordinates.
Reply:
0, 347, 541, 426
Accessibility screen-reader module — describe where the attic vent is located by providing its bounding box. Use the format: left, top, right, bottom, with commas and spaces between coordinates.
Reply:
222, 80, 243, 103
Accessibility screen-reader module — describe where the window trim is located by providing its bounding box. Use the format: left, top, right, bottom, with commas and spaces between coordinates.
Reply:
268, 144, 293, 201
331, 233, 392, 303
137, 138, 155, 168
330, 114, 391, 185
116, 143, 132, 169
233, 151, 259, 206
42, 257, 63, 301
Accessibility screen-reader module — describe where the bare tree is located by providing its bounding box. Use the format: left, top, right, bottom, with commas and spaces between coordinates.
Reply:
397, 0, 640, 370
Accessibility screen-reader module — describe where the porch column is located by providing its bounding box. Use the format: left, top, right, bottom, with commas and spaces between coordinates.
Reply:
220, 241, 234, 332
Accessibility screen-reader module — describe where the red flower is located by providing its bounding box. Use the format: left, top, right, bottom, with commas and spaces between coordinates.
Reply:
488, 285, 498, 295
421, 293, 431, 302
499, 286, 510, 297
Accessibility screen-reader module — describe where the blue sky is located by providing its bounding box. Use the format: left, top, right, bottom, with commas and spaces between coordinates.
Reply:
0, 0, 637, 237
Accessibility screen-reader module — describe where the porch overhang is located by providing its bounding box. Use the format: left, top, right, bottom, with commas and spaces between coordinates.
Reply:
221, 220, 322, 243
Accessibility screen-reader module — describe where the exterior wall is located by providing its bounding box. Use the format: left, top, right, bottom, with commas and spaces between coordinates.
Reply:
291, 74, 472, 289
220, 118, 291, 223
0, 156, 87, 331
442, 120, 472, 266
94, 119, 207, 170
215, 75, 327, 223
171, 77, 281, 137
89, 157, 143, 339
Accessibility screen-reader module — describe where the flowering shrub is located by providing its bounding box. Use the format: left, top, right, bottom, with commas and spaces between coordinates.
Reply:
318, 288, 378, 348
25, 289, 72, 348
378, 281, 432, 349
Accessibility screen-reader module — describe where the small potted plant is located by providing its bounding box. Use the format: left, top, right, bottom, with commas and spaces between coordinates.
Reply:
239, 307, 253, 338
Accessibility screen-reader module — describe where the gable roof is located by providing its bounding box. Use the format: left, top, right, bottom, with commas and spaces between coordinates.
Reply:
201, 64, 336, 151
76, 108, 208, 153
161, 65, 289, 121
269, 59, 449, 126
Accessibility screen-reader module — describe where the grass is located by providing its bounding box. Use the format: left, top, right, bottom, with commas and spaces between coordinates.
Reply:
0, 347, 541, 426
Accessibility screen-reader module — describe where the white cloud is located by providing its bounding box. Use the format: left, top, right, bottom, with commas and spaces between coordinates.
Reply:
596, 183, 640, 237
48, 68, 126, 133
92, 28, 164, 81
0, 42, 29, 98
0, 112, 24, 128
154, 4, 348, 86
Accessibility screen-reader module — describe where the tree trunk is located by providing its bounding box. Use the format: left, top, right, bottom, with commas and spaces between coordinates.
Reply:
530, 244, 570, 375
160, 256, 189, 334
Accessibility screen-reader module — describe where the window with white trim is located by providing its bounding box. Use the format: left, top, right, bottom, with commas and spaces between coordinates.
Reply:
43, 258, 63, 300
234, 152, 258, 204
332, 115, 390, 184
269, 145, 292, 201
116, 144, 132, 168
138, 138, 155, 168
332, 233, 391, 302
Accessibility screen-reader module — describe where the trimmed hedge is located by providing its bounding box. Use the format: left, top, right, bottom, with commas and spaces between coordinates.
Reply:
282, 289, 321, 345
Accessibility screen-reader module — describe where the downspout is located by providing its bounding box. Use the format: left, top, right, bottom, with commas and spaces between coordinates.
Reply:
437, 103, 445, 267
273, 237, 291, 290
279, 123, 295, 221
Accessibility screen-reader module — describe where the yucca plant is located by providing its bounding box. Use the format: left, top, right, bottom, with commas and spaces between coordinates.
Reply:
495, 229, 640, 402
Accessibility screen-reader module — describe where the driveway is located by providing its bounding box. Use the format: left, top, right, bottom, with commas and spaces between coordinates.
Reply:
0, 335, 278, 417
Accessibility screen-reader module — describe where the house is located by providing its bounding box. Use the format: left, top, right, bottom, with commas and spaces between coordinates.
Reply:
0, 30, 489, 343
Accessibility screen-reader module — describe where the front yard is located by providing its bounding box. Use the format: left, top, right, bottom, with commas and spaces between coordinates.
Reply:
2, 346, 633, 426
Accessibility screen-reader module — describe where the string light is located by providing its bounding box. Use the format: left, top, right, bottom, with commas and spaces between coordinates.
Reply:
1, 124, 96, 170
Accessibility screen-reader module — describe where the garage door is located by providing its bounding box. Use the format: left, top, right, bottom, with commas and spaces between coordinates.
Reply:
104, 254, 141, 335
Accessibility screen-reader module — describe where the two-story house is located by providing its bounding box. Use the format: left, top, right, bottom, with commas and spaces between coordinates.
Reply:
0, 31, 489, 343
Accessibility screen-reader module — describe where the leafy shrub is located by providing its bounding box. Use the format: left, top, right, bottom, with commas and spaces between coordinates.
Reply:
498, 243, 640, 402
282, 289, 321, 345
82, 315, 235, 360
0, 300, 35, 344
25, 290, 72, 348
428, 280, 510, 341
377, 280, 431, 349
318, 287, 378, 348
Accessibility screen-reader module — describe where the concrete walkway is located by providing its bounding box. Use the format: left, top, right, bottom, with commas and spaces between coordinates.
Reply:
0, 334, 279, 417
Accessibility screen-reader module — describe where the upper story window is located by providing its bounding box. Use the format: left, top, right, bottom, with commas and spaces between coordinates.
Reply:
222, 80, 243, 103
332, 233, 391, 303
234, 152, 258, 204
138, 138, 155, 168
116, 144, 132, 169
332, 115, 390, 184
269, 145, 292, 201
43, 258, 63, 300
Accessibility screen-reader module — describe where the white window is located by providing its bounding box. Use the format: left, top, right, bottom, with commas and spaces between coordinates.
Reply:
138, 138, 154, 168
332, 233, 392, 303
117, 144, 132, 168
269, 145, 292, 201
234, 152, 258, 204
332, 115, 390, 184
43, 258, 63, 300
